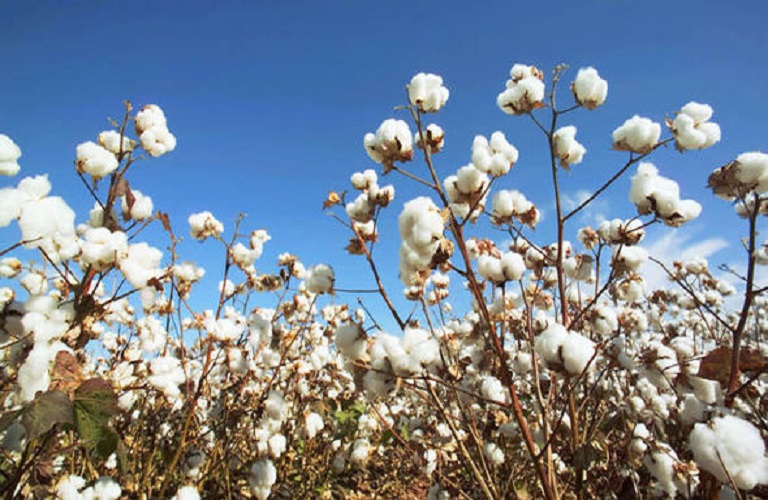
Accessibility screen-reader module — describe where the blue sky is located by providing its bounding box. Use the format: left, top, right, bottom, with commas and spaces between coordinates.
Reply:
2, 1, 767, 331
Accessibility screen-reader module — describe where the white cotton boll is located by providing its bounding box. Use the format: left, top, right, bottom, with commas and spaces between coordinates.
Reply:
249, 460, 277, 500
20, 272, 48, 296
732, 152, 768, 192
148, 355, 185, 399
500, 251, 526, 281
248, 229, 270, 260
480, 375, 507, 404
0, 188, 28, 227
306, 263, 334, 294
592, 305, 618, 335
137, 316, 167, 354
172, 486, 201, 500
680, 394, 706, 425
0, 134, 22, 176
265, 391, 286, 421
230, 242, 257, 269
304, 412, 325, 439
612, 116, 661, 154
408, 73, 450, 112
561, 332, 596, 375
0, 257, 22, 278
612, 245, 648, 273
18, 196, 77, 263
90, 477, 122, 500
680, 101, 713, 123
644, 447, 680, 497
350, 438, 371, 465
535, 323, 568, 366
140, 126, 177, 157
364, 119, 413, 168
689, 415, 768, 490
335, 322, 367, 361
402, 326, 440, 369
553, 126, 586, 169
472, 132, 519, 176
56, 475, 88, 500
188, 211, 224, 241
478, 254, 505, 283
351, 169, 377, 190
81, 227, 129, 270
268, 433, 286, 459
135, 104, 168, 134
455, 165, 487, 194
571, 67, 608, 110
415, 123, 445, 154
497, 64, 545, 115
121, 189, 153, 221
346, 192, 375, 223
76, 141, 119, 180
118, 242, 163, 289
483, 442, 505, 466
98, 130, 134, 154
671, 103, 721, 151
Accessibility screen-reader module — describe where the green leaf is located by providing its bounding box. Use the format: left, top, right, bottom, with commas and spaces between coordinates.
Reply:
21, 390, 74, 440
73, 378, 118, 459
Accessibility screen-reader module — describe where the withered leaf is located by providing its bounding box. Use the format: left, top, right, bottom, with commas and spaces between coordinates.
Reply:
323, 191, 341, 209
49, 351, 84, 395
697, 346, 768, 386
158, 211, 172, 233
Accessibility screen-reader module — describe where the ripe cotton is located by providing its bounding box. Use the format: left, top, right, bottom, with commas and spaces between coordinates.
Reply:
612, 116, 661, 154
121, 189, 153, 221
497, 64, 545, 115
135, 104, 176, 158
553, 126, 586, 169
249, 460, 277, 500
571, 67, 608, 110
364, 119, 413, 169
188, 211, 224, 241
408, 73, 449, 113
0, 134, 21, 176
76, 141, 119, 180
98, 130, 134, 155
306, 264, 334, 294
689, 415, 768, 490
18, 196, 78, 263
629, 163, 701, 226
471, 132, 518, 176
118, 242, 164, 289
670, 102, 721, 151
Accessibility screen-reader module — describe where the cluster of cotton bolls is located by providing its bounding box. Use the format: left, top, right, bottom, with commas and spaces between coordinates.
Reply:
490, 189, 540, 228
629, 162, 702, 226
708, 151, 768, 201
345, 168, 395, 228
397, 196, 449, 287
134, 104, 177, 157
443, 163, 490, 221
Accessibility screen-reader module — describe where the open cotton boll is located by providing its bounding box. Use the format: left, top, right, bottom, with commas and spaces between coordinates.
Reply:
188, 211, 224, 241
140, 125, 177, 157
364, 119, 413, 170
483, 442, 505, 466
408, 73, 449, 112
734, 152, 768, 192
137, 316, 168, 354
171, 486, 201, 500
76, 141, 119, 180
118, 242, 163, 289
553, 126, 586, 169
335, 322, 368, 361
612, 245, 648, 273
121, 189, 154, 221
480, 375, 507, 404
671, 103, 721, 151
135, 104, 168, 134
350, 438, 371, 465
689, 415, 768, 490
561, 332, 596, 375
249, 460, 277, 500
304, 412, 325, 439
148, 355, 185, 399
98, 130, 135, 154
415, 123, 445, 154
0, 188, 28, 227
497, 64, 545, 115
249, 229, 270, 259
0, 134, 22, 176
534, 323, 568, 367
612, 115, 661, 154
471, 132, 518, 176
306, 263, 334, 294
19, 196, 78, 263
230, 242, 257, 269
18, 175, 52, 200
351, 169, 378, 191
571, 67, 608, 110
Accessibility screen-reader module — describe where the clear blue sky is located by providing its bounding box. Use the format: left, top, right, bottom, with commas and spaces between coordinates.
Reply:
2, 1, 767, 331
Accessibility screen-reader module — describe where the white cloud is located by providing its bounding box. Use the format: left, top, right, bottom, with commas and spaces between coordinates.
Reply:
560, 189, 609, 225
641, 228, 728, 292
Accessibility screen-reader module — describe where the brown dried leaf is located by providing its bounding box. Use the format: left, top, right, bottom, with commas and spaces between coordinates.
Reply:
323, 191, 341, 209
49, 351, 84, 395
697, 346, 768, 386
158, 211, 172, 233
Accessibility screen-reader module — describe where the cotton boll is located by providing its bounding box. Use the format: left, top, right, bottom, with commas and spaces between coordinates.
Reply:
304, 412, 325, 439
335, 322, 367, 361
497, 64, 545, 115
455, 165, 487, 194
671, 102, 720, 151
18, 196, 77, 263
534, 323, 568, 367
478, 254, 505, 283
350, 438, 371, 465
351, 169, 377, 190
553, 126, 586, 169
148, 355, 185, 399
249, 460, 277, 500
408, 73, 449, 113
230, 242, 257, 269
306, 264, 334, 294
483, 442, 505, 466
734, 152, 768, 192
612, 246, 648, 273
268, 433, 286, 459
188, 211, 224, 241
118, 242, 164, 289
171, 486, 201, 500
364, 119, 413, 170
415, 123, 445, 154
20, 272, 48, 296
690, 415, 768, 490
500, 251, 525, 281
0, 188, 28, 227
612, 116, 661, 154
571, 67, 608, 109
561, 332, 596, 375
98, 130, 135, 154
471, 132, 518, 176
76, 142, 119, 180
480, 375, 507, 404
137, 316, 168, 354
90, 477, 122, 500
121, 189, 154, 221
0, 257, 22, 278
135, 104, 168, 134
0, 134, 22, 176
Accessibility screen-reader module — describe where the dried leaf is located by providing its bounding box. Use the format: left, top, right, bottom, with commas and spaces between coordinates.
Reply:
49, 351, 84, 395
323, 191, 341, 209
697, 346, 768, 386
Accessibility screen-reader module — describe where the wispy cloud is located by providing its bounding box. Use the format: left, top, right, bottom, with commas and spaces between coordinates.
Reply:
560, 189, 609, 226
